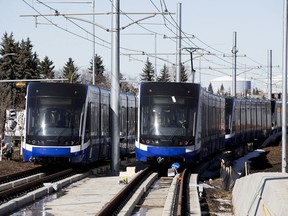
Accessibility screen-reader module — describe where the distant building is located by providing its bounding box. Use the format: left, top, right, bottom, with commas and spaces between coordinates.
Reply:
211, 76, 251, 97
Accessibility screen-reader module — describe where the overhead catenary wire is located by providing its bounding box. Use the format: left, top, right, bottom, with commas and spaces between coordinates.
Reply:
21, 0, 271, 89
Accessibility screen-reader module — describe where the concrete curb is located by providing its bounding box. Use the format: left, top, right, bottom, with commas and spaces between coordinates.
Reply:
118, 173, 158, 216
0, 172, 90, 215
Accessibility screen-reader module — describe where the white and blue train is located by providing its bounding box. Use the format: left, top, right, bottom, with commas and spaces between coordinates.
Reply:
135, 82, 281, 164
22, 82, 137, 164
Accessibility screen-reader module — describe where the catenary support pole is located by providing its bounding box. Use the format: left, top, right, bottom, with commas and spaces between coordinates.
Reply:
176, 3, 182, 82
268, 50, 272, 100
111, 0, 120, 175
282, 0, 288, 173
92, 0, 95, 85
232, 31, 238, 97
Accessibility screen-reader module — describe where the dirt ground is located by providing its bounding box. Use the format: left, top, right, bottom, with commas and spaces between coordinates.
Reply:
0, 147, 40, 176
201, 143, 285, 215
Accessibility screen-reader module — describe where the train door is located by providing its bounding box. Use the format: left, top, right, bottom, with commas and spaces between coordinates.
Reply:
200, 91, 209, 158
127, 94, 136, 153
219, 97, 225, 149
208, 94, 214, 154
234, 100, 241, 144
100, 90, 110, 160
88, 100, 100, 162
240, 100, 246, 143
120, 94, 128, 154
266, 100, 272, 136
256, 101, 262, 138
251, 100, 257, 139
246, 100, 252, 142
261, 101, 267, 138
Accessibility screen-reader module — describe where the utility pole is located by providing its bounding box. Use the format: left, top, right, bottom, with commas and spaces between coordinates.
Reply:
268, 50, 272, 100
232, 31, 238, 97
282, 0, 288, 173
176, 3, 182, 82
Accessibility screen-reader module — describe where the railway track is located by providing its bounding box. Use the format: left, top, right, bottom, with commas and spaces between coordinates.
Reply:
0, 157, 136, 215
0, 164, 92, 215
96, 166, 201, 216
0, 155, 229, 215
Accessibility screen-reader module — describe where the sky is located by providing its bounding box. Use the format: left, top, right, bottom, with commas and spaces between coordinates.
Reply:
0, 0, 284, 91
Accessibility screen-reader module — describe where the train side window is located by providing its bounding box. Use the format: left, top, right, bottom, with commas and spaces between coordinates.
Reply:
84, 103, 91, 142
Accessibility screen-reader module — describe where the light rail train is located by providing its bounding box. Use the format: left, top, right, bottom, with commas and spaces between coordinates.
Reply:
135, 82, 281, 164
22, 82, 137, 163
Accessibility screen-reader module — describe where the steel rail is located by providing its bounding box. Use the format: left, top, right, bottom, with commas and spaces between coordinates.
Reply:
96, 166, 152, 216
0, 166, 43, 184
0, 168, 76, 202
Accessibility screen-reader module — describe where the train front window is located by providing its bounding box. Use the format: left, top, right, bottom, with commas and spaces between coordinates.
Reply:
141, 95, 197, 139
26, 97, 84, 142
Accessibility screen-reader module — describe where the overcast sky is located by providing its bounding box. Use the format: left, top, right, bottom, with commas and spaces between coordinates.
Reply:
0, 0, 284, 91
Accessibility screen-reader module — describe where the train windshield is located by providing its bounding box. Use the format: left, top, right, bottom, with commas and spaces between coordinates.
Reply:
26, 97, 84, 146
140, 95, 198, 145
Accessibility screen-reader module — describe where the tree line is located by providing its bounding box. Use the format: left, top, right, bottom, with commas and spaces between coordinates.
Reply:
0, 32, 191, 138
139, 57, 189, 82
0, 32, 136, 137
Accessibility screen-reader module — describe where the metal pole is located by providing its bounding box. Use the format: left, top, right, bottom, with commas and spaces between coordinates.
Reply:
190, 51, 195, 83
92, 0, 95, 85
176, 3, 182, 82
185, 49, 197, 83
282, 0, 288, 173
155, 33, 157, 77
268, 50, 272, 99
111, 0, 120, 175
199, 56, 201, 84
232, 31, 238, 97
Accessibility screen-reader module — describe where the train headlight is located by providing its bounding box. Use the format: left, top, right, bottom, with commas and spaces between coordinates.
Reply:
32, 140, 36, 145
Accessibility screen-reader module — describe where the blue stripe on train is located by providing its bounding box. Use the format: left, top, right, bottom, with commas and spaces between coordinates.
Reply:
136, 146, 200, 163
32, 147, 71, 157
22, 147, 86, 163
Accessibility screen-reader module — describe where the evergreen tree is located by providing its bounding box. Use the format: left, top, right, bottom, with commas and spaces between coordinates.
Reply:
0, 32, 20, 80
39, 56, 55, 79
88, 54, 109, 88
157, 64, 170, 82
220, 83, 224, 91
0, 83, 14, 135
140, 58, 155, 81
219, 83, 225, 95
208, 82, 214, 93
180, 63, 188, 82
62, 58, 80, 83
0, 33, 39, 109
18, 38, 39, 79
